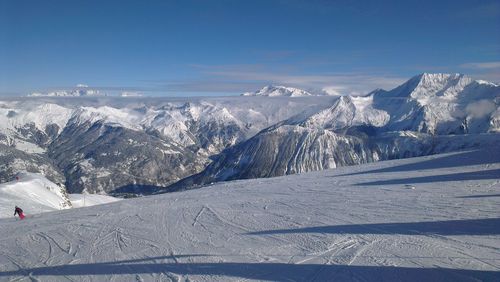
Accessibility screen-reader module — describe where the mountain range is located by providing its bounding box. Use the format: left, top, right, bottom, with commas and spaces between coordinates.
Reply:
0, 73, 498, 195
29, 85, 105, 97
175, 73, 499, 189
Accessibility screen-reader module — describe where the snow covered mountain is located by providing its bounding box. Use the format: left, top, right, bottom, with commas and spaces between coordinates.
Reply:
173, 128, 499, 189
174, 73, 500, 189
0, 172, 118, 218
173, 126, 375, 188
1, 73, 498, 194
300, 95, 390, 131
242, 85, 319, 97
374, 73, 499, 134
1, 149, 499, 281
0, 97, 331, 194
295, 73, 499, 134
29, 85, 105, 97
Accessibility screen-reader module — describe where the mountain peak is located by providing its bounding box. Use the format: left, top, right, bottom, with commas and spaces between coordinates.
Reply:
383, 73, 473, 100
420, 72, 462, 79
417, 72, 469, 84
242, 85, 315, 97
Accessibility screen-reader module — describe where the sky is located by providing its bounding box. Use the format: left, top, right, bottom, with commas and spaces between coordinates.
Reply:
0, 0, 499, 96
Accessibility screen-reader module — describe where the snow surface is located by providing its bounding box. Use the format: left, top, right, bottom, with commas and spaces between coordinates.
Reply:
68, 194, 121, 209
0, 149, 499, 281
0, 173, 119, 218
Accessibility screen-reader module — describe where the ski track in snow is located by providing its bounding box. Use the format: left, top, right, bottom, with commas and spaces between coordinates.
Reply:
0, 149, 500, 281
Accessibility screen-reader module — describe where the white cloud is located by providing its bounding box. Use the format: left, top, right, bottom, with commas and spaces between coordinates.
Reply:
466, 100, 496, 118
193, 64, 407, 95
460, 61, 500, 69
121, 91, 143, 97
322, 86, 344, 96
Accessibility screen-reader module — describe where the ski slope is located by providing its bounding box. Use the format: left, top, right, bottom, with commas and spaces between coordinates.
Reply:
0, 173, 119, 218
0, 148, 499, 281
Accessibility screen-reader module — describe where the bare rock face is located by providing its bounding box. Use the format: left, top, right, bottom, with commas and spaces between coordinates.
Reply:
48, 120, 203, 194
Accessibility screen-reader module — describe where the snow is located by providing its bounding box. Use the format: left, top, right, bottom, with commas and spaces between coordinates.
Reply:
69, 194, 120, 208
76, 106, 143, 130
490, 108, 500, 132
0, 96, 335, 169
12, 139, 46, 154
29, 85, 105, 97
0, 103, 73, 134
373, 73, 500, 134
387, 73, 473, 102
302, 95, 390, 130
242, 85, 319, 97
0, 149, 499, 281
0, 173, 119, 218
476, 80, 498, 87
0, 173, 70, 216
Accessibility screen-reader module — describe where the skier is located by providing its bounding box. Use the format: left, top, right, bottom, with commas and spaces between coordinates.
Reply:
14, 206, 25, 220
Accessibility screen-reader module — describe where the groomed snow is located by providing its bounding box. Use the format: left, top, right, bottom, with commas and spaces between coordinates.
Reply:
0, 149, 499, 281
69, 194, 121, 209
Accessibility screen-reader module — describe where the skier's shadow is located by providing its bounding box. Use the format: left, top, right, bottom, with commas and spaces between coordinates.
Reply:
0, 259, 498, 281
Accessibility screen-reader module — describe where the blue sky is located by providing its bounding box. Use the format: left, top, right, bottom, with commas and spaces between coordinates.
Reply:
1, 0, 499, 96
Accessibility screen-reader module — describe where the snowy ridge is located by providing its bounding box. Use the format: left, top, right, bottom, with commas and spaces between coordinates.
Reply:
374, 73, 499, 134
301, 95, 390, 130
0, 103, 73, 134
389, 73, 473, 101
0, 149, 499, 281
0, 103, 73, 153
73, 106, 143, 130
140, 102, 246, 150
242, 85, 318, 97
